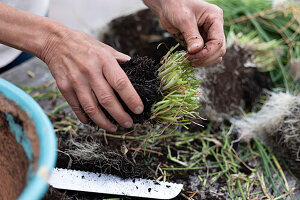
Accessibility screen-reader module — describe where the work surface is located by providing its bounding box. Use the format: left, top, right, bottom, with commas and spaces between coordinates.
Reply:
0, 58, 52, 87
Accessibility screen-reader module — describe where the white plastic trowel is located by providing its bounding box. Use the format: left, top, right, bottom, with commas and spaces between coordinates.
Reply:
49, 168, 183, 199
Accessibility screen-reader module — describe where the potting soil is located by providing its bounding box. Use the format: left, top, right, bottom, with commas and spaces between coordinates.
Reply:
0, 111, 29, 199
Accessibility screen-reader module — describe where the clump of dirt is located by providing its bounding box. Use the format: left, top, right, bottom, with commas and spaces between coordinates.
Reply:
195, 45, 270, 123
0, 111, 29, 199
101, 57, 161, 124
100, 9, 183, 65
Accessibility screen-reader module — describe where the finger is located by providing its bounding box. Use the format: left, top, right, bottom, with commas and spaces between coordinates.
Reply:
99, 42, 131, 62
177, 17, 204, 54
206, 56, 223, 66
102, 56, 144, 115
204, 56, 223, 66
191, 56, 223, 67
202, 43, 226, 66
190, 45, 225, 66
57, 82, 89, 124
72, 77, 117, 132
89, 73, 134, 129
205, 17, 225, 47
187, 17, 225, 63
187, 39, 225, 65
114, 51, 131, 63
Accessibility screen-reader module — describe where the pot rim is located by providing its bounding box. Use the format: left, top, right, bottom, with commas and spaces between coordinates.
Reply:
0, 78, 57, 200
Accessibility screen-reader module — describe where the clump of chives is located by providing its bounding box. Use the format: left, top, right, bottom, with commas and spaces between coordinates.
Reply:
150, 44, 201, 128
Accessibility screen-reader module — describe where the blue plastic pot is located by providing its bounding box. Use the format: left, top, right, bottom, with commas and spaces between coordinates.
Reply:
0, 78, 57, 200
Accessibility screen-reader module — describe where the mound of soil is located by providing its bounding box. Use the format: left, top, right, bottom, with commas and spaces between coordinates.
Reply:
0, 111, 29, 199
101, 9, 184, 65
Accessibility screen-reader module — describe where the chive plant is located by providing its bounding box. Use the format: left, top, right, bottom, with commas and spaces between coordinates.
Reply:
99, 44, 201, 128
150, 44, 201, 127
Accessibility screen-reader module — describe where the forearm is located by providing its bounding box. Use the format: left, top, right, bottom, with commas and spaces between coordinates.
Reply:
0, 2, 67, 59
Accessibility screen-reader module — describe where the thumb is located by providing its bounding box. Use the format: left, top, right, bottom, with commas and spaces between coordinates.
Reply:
179, 19, 204, 54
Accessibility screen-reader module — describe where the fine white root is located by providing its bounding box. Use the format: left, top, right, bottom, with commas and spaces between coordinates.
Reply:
231, 92, 300, 167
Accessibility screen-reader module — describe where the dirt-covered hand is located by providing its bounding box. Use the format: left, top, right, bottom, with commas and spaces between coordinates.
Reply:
143, 0, 226, 66
40, 28, 144, 132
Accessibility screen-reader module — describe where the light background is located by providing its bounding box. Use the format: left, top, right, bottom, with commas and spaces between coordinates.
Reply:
49, 0, 147, 37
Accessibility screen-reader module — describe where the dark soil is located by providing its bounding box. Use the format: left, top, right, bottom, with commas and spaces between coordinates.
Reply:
196, 45, 270, 124
101, 9, 184, 65
0, 111, 29, 199
101, 57, 161, 124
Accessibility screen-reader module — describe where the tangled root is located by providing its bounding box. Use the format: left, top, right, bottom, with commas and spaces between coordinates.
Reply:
232, 92, 300, 176
56, 134, 151, 179
195, 45, 269, 122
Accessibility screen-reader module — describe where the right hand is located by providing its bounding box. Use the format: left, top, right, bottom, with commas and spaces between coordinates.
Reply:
144, 0, 226, 67
40, 28, 144, 132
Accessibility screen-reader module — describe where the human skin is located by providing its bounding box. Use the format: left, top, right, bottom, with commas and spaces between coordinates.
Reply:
0, 0, 225, 132
144, 0, 226, 66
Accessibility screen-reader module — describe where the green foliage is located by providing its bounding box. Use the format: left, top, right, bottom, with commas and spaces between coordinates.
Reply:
151, 44, 201, 127
209, 0, 300, 92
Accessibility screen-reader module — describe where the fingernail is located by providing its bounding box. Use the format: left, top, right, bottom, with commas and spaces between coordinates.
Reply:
109, 126, 117, 132
123, 121, 133, 128
191, 43, 200, 48
134, 105, 143, 114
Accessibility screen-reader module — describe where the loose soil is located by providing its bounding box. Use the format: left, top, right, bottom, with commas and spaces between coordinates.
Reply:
0, 111, 29, 199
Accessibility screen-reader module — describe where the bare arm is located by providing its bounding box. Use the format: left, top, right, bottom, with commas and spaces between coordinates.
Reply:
0, 2, 57, 57
0, 2, 144, 131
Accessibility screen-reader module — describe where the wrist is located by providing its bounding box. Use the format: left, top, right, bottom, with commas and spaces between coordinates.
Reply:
38, 19, 70, 64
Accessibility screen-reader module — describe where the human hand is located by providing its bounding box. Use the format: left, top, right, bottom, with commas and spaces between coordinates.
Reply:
143, 0, 226, 66
40, 28, 144, 132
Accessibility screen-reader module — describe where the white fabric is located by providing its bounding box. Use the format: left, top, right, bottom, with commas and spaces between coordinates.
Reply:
0, 0, 49, 68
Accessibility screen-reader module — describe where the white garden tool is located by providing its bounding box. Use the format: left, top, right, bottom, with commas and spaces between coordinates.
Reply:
49, 168, 183, 199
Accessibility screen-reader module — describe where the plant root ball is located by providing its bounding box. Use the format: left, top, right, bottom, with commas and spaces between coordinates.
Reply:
194, 44, 270, 123
231, 92, 300, 177
102, 57, 161, 124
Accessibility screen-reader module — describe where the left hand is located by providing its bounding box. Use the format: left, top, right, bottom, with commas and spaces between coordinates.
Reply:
143, 0, 226, 66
